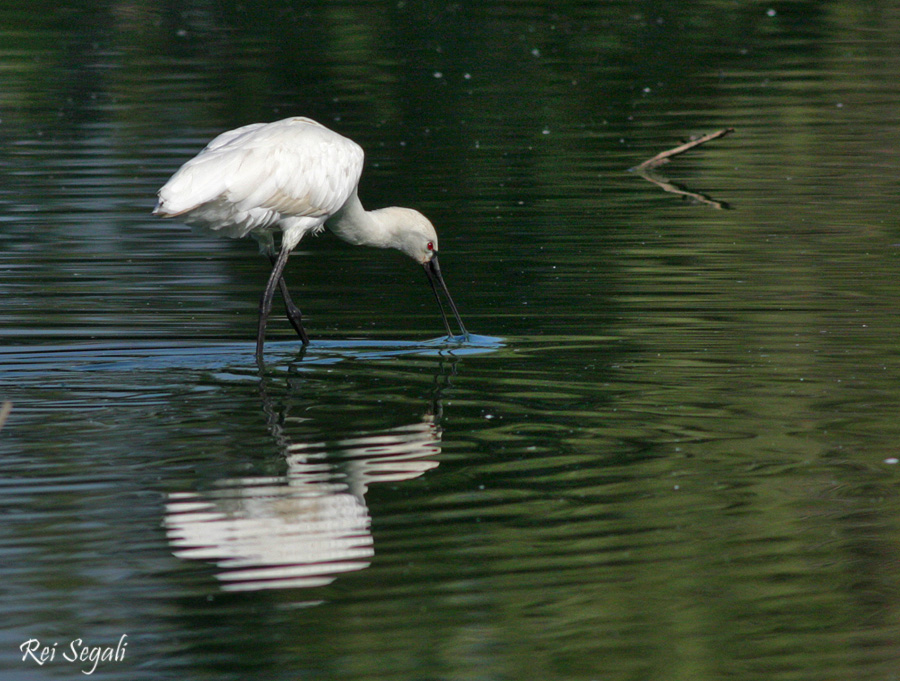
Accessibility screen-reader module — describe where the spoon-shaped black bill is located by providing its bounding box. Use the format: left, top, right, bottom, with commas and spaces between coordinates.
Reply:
423, 254, 468, 340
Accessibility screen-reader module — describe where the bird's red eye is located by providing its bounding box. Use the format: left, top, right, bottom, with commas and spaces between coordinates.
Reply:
426, 241, 435, 251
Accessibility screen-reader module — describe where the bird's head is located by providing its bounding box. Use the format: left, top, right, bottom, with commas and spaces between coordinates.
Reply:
382, 207, 440, 264
374, 206, 468, 340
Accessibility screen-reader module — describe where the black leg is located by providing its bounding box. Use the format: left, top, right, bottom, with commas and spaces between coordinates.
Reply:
278, 280, 310, 344
257, 246, 293, 362
266, 253, 309, 344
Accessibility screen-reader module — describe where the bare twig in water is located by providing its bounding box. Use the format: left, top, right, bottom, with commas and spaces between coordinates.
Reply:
632, 128, 735, 171
0, 401, 11, 432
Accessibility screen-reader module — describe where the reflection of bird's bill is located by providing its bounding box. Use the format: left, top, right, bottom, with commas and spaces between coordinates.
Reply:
424, 255, 469, 340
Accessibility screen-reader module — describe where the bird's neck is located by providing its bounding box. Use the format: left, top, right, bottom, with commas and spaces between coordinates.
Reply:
326, 193, 398, 250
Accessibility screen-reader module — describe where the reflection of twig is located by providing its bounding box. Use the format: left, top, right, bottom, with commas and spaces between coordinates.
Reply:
632, 128, 735, 171
0, 401, 11, 432
636, 171, 730, 209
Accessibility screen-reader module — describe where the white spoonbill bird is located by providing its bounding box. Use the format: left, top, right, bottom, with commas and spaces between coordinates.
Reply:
153, 116, 468, 360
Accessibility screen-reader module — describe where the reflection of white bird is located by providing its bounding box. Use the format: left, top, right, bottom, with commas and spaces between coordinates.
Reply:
153, 116, 468, 360
164, 416, 442, 591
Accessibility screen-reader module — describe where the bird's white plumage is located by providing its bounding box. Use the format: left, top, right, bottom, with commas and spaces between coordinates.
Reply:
155, 117, 365, 248
153, 115, 468, 355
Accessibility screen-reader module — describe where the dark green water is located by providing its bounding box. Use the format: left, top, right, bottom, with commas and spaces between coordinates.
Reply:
4, 1, 900, 679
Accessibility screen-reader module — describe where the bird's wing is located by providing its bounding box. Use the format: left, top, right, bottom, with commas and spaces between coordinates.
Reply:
156, 118, 364, 221
201, 122, 268, 152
